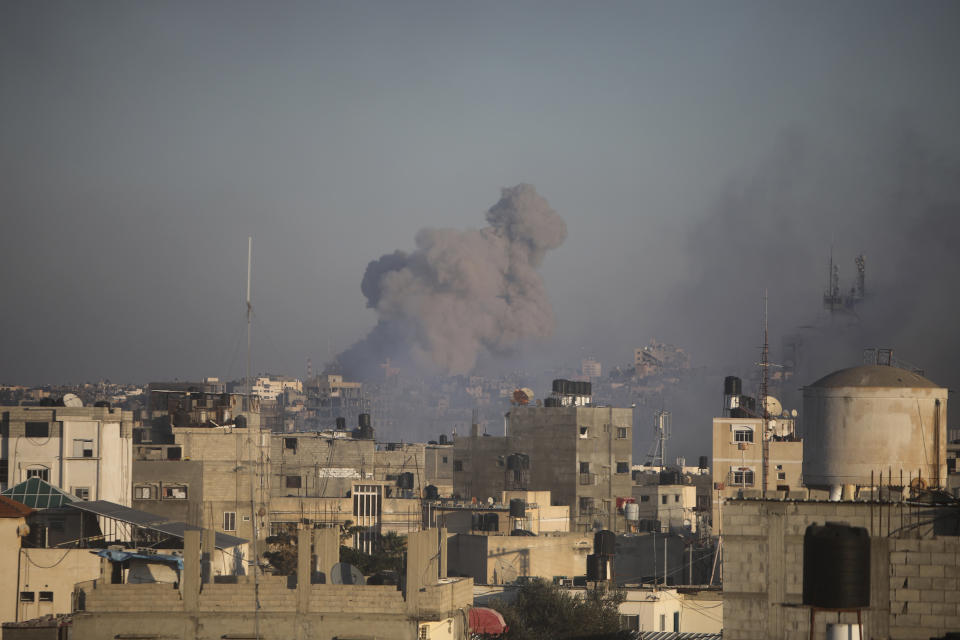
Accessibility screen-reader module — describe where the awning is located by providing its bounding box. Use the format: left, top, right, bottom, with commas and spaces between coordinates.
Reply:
468, 607, 508, 635
93, 549, 184, 571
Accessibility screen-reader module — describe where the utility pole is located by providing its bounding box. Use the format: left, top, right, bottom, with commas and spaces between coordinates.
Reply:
245, 236, 260, 640
759, 290, 770, 499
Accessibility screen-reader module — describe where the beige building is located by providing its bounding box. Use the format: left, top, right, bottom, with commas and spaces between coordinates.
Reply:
454, 405, 634, 532
0, 406, 134, 504
448, 532, 593, 585
711, 416, 802, 533
427, 490, 570, 535
632, 483, 699, 533
0, 497, 31, 640
70, 527, 473, 640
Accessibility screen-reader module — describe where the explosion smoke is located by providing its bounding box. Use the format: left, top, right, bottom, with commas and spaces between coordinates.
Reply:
340, 184, 567, 378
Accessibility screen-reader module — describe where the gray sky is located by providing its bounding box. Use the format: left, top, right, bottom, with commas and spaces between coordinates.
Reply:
2, 1, 959, 397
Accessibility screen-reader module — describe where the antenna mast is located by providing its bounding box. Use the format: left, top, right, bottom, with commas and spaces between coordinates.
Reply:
244, 236, 260, 640
759, 290, 770, 498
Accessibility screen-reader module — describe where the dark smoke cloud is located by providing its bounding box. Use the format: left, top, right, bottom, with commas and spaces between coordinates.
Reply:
662, 117, 960, 459
339, 184, 567, 378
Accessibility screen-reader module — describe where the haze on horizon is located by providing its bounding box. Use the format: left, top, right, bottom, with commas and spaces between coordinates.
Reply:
3, 2, 959, 424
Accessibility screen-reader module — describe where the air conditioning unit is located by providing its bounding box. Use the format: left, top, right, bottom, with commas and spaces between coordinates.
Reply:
737, 443, 748, 450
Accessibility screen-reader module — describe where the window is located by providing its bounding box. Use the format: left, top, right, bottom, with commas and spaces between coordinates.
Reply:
25, 422, 49, 438
134, 485, 154, 500
674, 495, 680, 503
284, 438, 297, 453
776, 464, 783, 470
20, 592, 34, 602
73, 439, 94, 458
442, 456, 448, 464
162, 485, 188, 499
0, 459, 7, 487
661, 495, 667, 505
579, 497, 594, 514
640, 495, 650, 503
26, 467, 49, 482
660, 614, 666, 631
224, 511, 236, 531
579, 426, 589, 438
616, 462, 629, 474
733, 469, 755, 486
580, 462, 590, 474
73, 487, 90, 500
39, 591, 53, 602
777, 472, 786, 480
453, 460, 463, 472
733, 428, 754, 443
619, 615, 639, 631
166, 447, 182, 460
285, 475, 302, 489
616, 427, 628, 439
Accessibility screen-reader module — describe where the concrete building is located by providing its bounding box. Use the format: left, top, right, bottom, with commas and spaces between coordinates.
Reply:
721, 497, 960, 639
426, 490, 570, 535
251, 376, 302, 402
0, 406, 135, 504
711, 416, 802, 533
448, 532, 593, 585
453, 403, 634, 532
633, 482, 699, 533
0, 496, 31, 640
70, 527, 473, 640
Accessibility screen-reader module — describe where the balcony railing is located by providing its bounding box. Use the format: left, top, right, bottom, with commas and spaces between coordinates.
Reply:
579, 472, 597, 486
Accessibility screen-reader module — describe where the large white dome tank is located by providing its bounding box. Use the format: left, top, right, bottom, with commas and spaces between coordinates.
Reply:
802, 364, 948, 489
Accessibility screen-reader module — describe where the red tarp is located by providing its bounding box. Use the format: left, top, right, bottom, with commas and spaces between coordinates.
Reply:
468, 607, 508, 635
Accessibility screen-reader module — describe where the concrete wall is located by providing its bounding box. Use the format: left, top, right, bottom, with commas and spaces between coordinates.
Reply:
16, 548, 101, 624
721, 498, 960, 640
447, 533, 592, 585
0, 517, 25, 640
132, 459, 204, 524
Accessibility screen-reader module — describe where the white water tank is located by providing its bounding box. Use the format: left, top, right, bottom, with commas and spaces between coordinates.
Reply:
803, 365, 948, 489
624, 502, 639, 522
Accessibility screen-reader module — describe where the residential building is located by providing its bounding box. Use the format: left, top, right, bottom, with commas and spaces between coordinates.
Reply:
0, 496, 31, 640
453, 400, 634, 532
0, 406, 134, 504
632, 482, 699, 533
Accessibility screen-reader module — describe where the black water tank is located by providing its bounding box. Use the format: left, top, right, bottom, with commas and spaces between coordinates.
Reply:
397, 472, 414, 490
741, 396, 756, 412
439, 434, 448, 445
802, 523, 871, 609
583, 381, 592, 396
335, 417, 346, 430
698, 456, 709, 470
724, 376, 742, 396
509, 499, 526, 518
586, 554, 607, 581
424, 485, 439, 500
358, 413, 371, 428
593, 530, 615, 556
358, 425, 374, 440
552, 379, 564, 393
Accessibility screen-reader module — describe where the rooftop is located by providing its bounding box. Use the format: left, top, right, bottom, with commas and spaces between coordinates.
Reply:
807, 364, 939, 389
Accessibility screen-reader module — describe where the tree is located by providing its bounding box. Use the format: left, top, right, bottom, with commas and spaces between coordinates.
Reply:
489, 579, 625, 640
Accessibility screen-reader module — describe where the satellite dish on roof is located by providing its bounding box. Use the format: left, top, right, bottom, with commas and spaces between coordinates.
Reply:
330, 562, 366, 585
62, 393, 83, 408
764, 396, 782, 418
791, 409, 798, 418
487, 497, 494, 506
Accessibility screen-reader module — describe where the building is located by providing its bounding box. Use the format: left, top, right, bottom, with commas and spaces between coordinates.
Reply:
582, 357, 602, 379
251, 376, 302, 402
0, 496, 32, 640
453, 395, 634, 532
633, 482, 699, 533
69, 527, 473, 640
448, 532, 593, 585
426, 490, 570, 535
0, 405, 135, 504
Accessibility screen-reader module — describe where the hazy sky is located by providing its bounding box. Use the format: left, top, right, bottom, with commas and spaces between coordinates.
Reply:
3, 1, 959, 396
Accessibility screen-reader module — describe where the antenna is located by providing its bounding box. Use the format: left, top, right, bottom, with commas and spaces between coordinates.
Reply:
243, 236, 260, 640
246, 236, 253, 407
645, 410, 672, 471
759, 290, 770, 498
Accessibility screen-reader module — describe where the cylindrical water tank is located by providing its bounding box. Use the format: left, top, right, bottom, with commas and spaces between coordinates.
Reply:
803, 365, 948, 488
335, 417, 346, 430
509, 499, 526, 518
424, 485, 439, 500
624, 502, 640, 522
724, 376, 742, 396
593, 530, 615, 556
586, 554, 607, 581
358, 413, 371, 428
698, 456, 709, 470
826, 624, 862, 640
803, 523, 871, 609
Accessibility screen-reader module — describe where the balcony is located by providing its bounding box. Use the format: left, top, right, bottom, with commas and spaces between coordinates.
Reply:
579, 472, 597, 486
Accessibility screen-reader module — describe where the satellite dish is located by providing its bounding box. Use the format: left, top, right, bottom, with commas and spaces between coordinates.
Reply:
781, 410, 789, 418
62, 393, 83, 408
330, 562, 366, 585
764, 396, 782, 418
487, 497, 494, 506
791, 409, 798, 418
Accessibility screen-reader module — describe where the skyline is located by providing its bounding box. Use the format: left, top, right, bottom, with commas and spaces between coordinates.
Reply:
2, 1, 959, 395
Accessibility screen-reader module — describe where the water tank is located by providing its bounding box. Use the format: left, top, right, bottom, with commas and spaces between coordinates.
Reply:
397, 472, 414, 490
624, 502, 640, 522
552, 379, 564, 393
802, 523, 871, 609
358, 413, 371, 429
593, 530, 615, 556
803, 365, 948, 488
358, 425, 374, 440
335, 417, 346, 430
586, 554, 607, 581
724, 376, 742, 396
509, 499, 526, 518
698, 456, 709, 470
439, 434, 448, 445
424, 485, 439, 500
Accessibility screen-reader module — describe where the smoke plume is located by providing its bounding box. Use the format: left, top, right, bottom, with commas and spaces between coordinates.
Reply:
340, 184, 567, 378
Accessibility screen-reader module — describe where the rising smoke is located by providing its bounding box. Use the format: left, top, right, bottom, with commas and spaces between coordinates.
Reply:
339, 184, 567, 378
